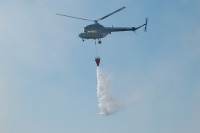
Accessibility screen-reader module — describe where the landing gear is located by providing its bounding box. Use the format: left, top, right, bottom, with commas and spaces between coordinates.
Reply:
82, 39, 84, 42
95, 39, 102, 44
98, 39, 102, 44
98, 40, 102, 44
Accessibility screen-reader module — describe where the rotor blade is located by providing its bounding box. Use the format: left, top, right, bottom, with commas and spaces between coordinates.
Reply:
97, 6, 126, 21
56, 13, 94, 22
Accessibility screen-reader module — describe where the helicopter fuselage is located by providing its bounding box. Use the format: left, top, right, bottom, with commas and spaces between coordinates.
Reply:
79, 23, 109, 40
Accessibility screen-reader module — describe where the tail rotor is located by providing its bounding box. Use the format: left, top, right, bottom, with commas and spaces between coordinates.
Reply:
144, 17, 148, 32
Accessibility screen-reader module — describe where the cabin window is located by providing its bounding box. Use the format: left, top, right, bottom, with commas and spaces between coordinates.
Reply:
87, 30, 97, 33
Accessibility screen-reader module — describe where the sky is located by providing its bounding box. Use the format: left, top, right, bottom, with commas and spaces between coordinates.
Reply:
0, 0, 200, 133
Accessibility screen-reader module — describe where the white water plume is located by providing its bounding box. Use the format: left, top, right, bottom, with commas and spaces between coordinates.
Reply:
96, 67, 148, 115
96, 67, 119, 115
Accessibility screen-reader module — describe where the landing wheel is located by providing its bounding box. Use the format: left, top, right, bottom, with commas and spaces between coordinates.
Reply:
82, 39, 84, 42
98, 40, 102, 44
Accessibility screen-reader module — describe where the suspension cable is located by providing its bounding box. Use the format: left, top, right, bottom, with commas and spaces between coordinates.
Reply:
95, 43, 98, 57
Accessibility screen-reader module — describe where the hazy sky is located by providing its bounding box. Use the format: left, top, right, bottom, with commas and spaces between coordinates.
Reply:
0, 0, 200, 133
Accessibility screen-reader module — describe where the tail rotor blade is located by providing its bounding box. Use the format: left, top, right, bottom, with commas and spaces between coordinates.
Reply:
134, 31, 137, 35
144, 17, 148, 32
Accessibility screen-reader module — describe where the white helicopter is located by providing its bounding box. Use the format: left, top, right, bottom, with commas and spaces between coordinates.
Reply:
56, 6, 148, 44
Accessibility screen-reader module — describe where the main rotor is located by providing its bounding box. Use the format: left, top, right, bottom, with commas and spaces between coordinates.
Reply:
56, 6, 126, 24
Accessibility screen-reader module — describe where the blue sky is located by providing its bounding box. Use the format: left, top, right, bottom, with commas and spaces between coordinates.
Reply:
0, 0, 200, 133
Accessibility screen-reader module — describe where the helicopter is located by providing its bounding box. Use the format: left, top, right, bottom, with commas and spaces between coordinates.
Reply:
56, 6, 148, 44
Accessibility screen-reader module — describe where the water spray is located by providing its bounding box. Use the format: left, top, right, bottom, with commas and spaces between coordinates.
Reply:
94, 43, 118, 115
96, 66, 119, 115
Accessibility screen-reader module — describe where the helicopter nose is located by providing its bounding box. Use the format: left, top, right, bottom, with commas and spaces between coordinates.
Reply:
79, 33, 84, 38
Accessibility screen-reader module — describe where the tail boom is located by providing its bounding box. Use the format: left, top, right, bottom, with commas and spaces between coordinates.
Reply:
105, 17, 148, 33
